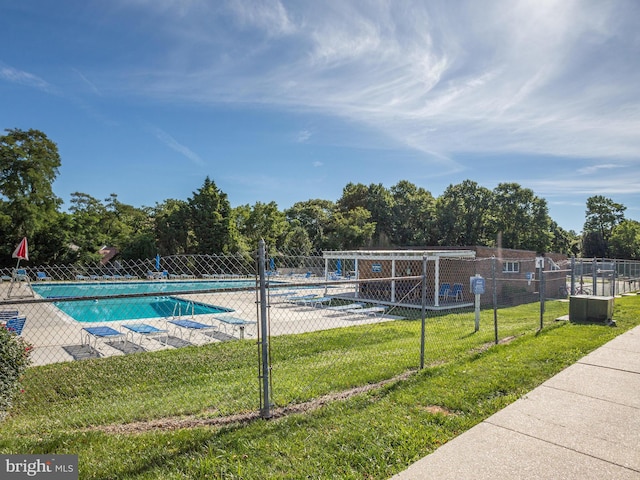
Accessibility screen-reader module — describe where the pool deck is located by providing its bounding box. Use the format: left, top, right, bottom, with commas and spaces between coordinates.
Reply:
1, 281, 404, 366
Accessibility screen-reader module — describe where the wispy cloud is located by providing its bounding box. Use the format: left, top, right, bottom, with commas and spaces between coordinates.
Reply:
0, 63, 54, 92
297, 129, 311, 143
151, 127, 204, 166
110, 0, 640, 191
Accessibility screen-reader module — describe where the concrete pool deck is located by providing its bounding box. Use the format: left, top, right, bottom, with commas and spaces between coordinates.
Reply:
1, 281, 404, 365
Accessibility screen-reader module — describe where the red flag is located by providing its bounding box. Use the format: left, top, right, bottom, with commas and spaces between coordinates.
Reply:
12, 237, 28, 261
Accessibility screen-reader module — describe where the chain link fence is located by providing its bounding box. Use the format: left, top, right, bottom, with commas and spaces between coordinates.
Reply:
1, 248, 639, 425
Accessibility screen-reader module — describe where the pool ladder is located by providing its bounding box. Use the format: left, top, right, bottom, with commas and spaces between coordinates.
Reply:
171, 300, 195, 320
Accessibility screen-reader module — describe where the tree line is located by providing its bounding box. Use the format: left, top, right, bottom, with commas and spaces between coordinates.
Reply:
1, 128, 638, 267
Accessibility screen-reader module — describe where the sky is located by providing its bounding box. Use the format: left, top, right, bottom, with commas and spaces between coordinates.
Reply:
1, 0, 639, 234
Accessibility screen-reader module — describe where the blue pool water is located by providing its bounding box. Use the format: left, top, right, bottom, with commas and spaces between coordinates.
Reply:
32, 280, 255, 298
51, 296, 233, 323
32, 281, 240, 323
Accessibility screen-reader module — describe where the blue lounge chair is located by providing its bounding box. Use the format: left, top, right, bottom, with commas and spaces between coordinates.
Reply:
36, 271, 51, 281
0, 309, 19, 322
5, 316, 26, 335
123, 323, 169, 346
168, 319, 218, 343
81, 326, 126, 351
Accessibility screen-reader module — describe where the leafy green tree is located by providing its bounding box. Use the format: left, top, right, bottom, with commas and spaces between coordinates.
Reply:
0, 128, 61, 264
582, 195, 626, 257
609, 220, 640, 260
68, 192, 109, 263
188, 177, 234, 254
488, 183, 552, 252
336, 183, 393, 247
435, 180, 492, 247
325, 207, 376, 250
285, 199, 335, 250
154, 199, 190, 255
390, 180, 436, 246
281, 223, 313, 256
236, 201, 288, 251
549, 221, 579, 256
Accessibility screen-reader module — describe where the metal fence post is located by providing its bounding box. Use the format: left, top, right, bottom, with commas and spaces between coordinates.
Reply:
570, 256, 576, 295
539, 260, 545, 330
419, 256, 427, 370
492, 256, 498, 345
257, 239, 272, 419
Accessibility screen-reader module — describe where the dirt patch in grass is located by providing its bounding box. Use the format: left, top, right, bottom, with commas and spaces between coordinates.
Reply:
93, 370, 417, 435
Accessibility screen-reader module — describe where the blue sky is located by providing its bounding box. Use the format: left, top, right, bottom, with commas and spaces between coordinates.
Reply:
2, 0, 639, 234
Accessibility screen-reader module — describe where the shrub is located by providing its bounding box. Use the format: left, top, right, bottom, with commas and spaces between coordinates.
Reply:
0, 325, 32, 421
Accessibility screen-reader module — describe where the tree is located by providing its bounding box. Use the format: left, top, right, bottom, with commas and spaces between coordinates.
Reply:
237, 201, 288, 251
389, 180, 436, 246
0, 128, 61, 264
154, 199, 190, 255
609, 220, 640, 260
336, 183, 393, 247
582, 195, 626, 257
435, 180, 492, 247
68, 192, 109, 263
325, 207, 376, 250
188, 177, 234, 254
489, 183, 552, 252
285, 199, 335, 250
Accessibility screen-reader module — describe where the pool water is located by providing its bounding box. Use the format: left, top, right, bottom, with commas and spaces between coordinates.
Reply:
32, 281, 241, 323
52, 296, 233, 323
32, 280, 256, 298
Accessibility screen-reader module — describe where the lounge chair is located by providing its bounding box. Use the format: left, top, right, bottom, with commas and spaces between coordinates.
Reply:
5, 316, 26, 335
285, 294, 318, 303
451, 283, 464, 301
167, 319, 218, 343
81, 326, 126, 351
36, 271, 51, 281
122, 323, 169, 346
346, 306, 387, 317
293, 296, 333, 308
326, 302, 365, 312
214, 316, 256, 339
0, 309, 19, 322
14, 269, 29, 281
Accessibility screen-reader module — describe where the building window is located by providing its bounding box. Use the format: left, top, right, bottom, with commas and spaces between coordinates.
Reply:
503, 261, 520, 273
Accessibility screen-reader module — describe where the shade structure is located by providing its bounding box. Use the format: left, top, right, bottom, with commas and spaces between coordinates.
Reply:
12, 237, 28, 261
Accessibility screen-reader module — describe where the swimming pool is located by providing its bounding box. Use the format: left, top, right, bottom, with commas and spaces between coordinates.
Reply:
51, 296, 233, 323
31, 281, 241, 323
32, 279, 256, 298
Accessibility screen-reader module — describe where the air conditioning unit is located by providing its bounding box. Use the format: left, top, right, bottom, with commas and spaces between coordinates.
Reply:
570, 295, 614, 323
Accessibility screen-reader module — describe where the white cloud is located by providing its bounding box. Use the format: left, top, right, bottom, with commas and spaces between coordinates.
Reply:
110, 0, 640, 192
0, 63, 53, 92
151, 128, 204, 166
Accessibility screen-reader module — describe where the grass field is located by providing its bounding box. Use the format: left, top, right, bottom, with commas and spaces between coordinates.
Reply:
1, 295, 638, 479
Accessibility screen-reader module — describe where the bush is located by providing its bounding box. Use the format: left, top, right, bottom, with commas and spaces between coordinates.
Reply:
0, 325, 32, 421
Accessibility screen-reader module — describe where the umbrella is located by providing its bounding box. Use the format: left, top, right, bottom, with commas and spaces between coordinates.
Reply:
269, 258, 275, 271
12, 237, 28, 268
155, 253, 161, 271
336, 259, 342, 276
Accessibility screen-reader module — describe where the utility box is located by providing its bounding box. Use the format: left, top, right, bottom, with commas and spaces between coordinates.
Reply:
570, 295, 614, 323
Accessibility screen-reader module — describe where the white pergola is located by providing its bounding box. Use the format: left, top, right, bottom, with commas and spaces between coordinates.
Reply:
323, 249, 476, 306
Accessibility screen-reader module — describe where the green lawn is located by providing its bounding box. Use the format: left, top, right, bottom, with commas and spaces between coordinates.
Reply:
1, 295, 638, 479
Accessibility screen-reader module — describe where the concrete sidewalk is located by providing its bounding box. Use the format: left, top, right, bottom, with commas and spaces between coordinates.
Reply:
391, 324, 640, 480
